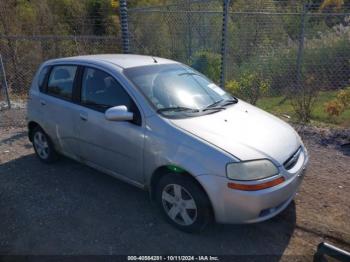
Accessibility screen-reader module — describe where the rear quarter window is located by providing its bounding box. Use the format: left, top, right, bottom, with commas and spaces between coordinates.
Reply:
37, 66, 49, 92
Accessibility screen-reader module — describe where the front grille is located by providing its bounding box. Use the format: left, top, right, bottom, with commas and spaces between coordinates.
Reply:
283, 147, 302, 170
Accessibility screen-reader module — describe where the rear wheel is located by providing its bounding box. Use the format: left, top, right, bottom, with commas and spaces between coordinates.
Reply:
32, 127, 58, 163
156, 173, 212, 233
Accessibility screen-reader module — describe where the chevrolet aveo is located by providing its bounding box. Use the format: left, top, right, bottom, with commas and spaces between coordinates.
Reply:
27, 54, 308, 232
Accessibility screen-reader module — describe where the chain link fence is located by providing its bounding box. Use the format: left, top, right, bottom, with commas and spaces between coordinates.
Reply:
128, 0, 350, 124
128, 1, 350, 89
129, 1, 223, 64
0, 35, 121, 107
0, 0, 349, 124
0, 54, 11, 109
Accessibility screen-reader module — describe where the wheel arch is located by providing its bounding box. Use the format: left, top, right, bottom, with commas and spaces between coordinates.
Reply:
28, 121, 40, 142
149, 165, 215, 220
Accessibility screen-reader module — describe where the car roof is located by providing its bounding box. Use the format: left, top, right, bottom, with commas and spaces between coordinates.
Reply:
47, 54, 178, 69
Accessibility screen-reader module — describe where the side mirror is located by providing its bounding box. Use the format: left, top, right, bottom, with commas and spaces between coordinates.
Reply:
105, 105, 133, 121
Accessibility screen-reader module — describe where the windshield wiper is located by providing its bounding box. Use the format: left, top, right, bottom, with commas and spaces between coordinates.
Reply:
157, 107, 200, 113
205, 99, 224, 109
221, 98, 238, 106
202, 107, 226, 112
204, 98, 238, 110
202, 98, 238, 112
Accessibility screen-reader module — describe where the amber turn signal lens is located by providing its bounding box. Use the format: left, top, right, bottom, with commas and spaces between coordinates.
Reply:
227, 177, 285, 191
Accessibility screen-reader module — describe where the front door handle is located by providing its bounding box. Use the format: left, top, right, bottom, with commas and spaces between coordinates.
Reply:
40, 100, 46, 106
79, 113, 88, 121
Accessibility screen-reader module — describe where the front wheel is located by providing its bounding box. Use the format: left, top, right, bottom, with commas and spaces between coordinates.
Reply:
156, 173, 213, 233
32, 127, 58, 163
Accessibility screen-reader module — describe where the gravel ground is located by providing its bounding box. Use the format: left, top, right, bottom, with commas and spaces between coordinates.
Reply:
0, 108, 349, 260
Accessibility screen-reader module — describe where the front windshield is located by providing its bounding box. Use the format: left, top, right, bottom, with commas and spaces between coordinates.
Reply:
124, 64, 233, 116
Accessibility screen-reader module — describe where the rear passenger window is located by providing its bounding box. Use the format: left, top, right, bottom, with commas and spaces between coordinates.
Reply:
47, 66, 77, 100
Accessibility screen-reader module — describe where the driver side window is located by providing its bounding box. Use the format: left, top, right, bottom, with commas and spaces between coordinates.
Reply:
81, 67, 132, 111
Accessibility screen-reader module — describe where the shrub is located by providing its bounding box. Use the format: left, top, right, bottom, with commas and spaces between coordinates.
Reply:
230, 20, 350, 96
232, 49, 297, 96
190, 51, 221, 83
324, 88, 350, 118
226, 72, 270, 105
302, 34, 350, 90
290, 75, 319, 123
336, 89, 350, 106
325, 100, 345, 117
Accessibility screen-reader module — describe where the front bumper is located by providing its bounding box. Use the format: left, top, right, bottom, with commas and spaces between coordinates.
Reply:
196, 150, 308, 224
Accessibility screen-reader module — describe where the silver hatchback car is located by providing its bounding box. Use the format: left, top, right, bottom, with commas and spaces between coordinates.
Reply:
27, 54, 308, 232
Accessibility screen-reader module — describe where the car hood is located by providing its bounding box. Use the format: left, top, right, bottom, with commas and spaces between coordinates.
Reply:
170, 100, 301, 165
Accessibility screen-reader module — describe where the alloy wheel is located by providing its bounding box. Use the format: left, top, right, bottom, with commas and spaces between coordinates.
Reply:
161, 183, 198, 226
33, 131, 49, 160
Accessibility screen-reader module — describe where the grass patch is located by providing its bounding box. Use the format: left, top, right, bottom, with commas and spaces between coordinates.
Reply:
256, 89, 350, 127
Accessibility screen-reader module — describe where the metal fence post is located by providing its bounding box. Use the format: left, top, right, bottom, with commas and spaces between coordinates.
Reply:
296, 3, 309, 90
220, 0, 230, 89
119, 0, 130, 54
186, 1, 193, 60
0, 54, 11, 109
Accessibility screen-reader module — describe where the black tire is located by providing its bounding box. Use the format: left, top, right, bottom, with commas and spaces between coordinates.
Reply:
155, 173, 213, 233
32, 126, 58, 163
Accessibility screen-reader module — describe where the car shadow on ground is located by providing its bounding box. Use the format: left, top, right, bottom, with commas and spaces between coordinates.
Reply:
0, 154, 296, 258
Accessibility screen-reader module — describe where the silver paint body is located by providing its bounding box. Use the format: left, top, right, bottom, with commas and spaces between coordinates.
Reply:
27, 54, 309, 224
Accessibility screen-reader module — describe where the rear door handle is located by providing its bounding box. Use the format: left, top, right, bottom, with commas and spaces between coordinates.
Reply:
40, 100, 46, 106
79, 113, 88, 121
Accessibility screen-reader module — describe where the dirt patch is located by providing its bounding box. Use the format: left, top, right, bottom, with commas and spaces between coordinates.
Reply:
294, 124, 350, 147
0, 108, 27, 129
0, 108, 349, 258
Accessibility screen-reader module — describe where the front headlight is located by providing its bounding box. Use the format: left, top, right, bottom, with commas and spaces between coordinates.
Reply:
226, 159, 279, 181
